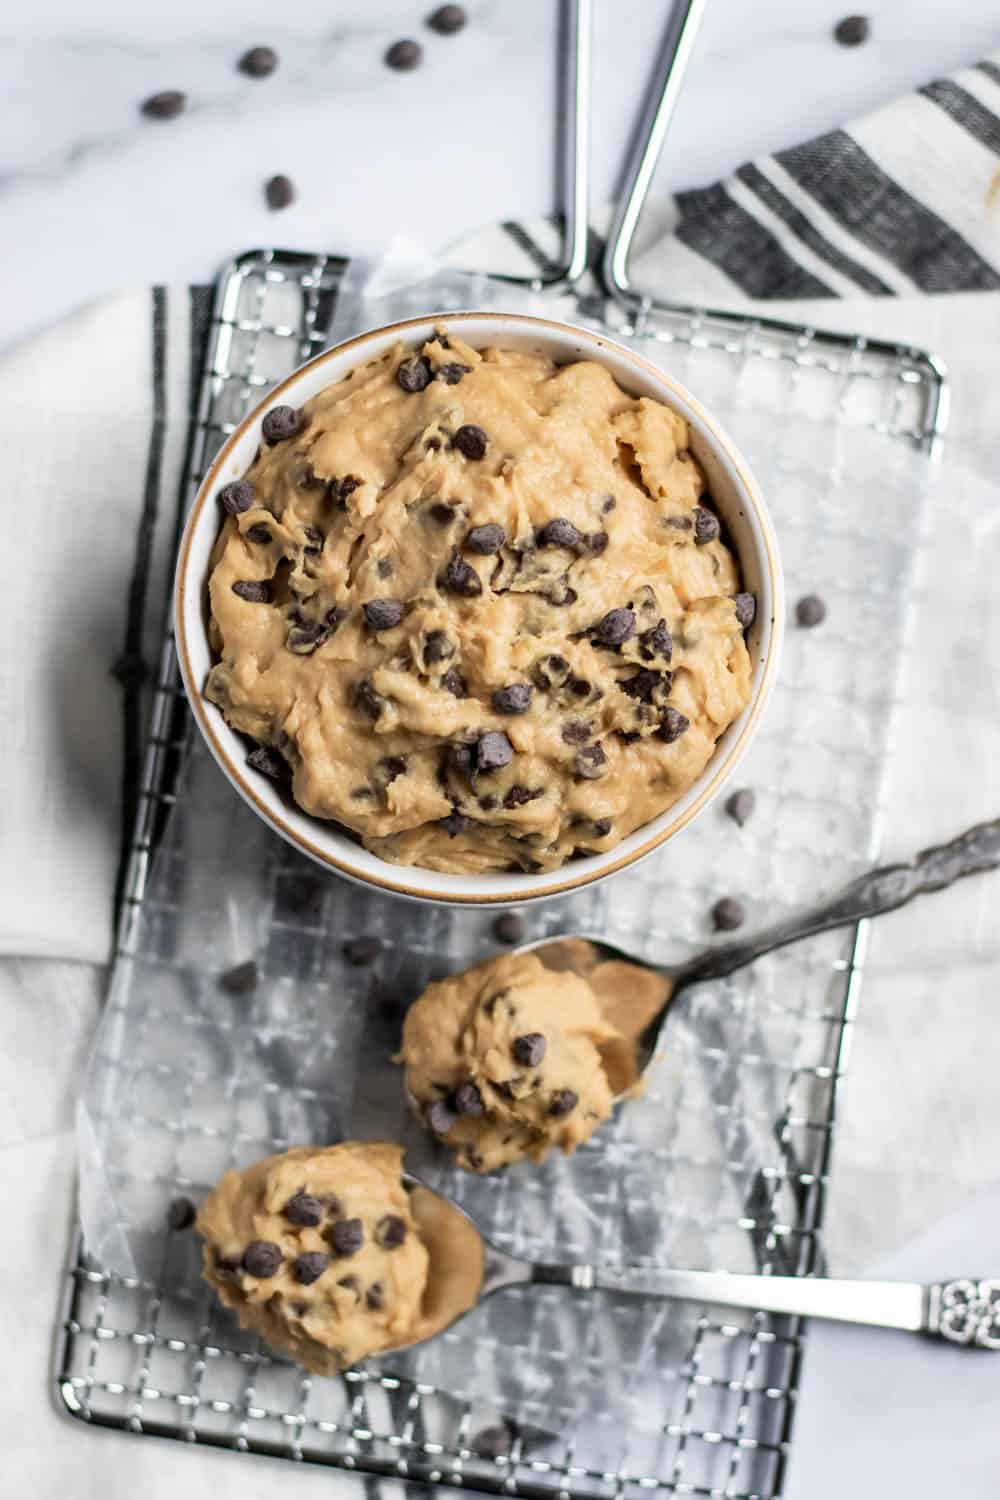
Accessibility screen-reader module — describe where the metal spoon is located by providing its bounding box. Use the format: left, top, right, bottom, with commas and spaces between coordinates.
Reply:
396, 1177, 1000, 1355
513, 816, 1000, 1094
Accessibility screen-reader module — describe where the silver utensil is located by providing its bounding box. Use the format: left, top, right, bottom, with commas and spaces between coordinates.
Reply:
516, 816, 1000, 1090
399, 1178, 1000, 1354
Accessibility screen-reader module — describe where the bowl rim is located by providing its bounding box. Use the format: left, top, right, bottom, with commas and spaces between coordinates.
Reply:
174, 308, 783, 905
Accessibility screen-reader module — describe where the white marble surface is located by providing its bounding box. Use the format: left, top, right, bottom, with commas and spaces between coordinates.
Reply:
2, 0, 1000, 349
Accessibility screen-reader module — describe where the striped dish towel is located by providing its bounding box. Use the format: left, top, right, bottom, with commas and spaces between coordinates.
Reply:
488, 53, 1000, 302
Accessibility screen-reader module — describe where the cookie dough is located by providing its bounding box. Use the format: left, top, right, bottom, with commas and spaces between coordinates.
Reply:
399, 944, 667, 1171
197, 1142, 430, 1373
205, 332, 752, 874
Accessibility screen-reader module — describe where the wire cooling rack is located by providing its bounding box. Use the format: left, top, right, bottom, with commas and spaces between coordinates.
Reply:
53, 243, 946, 1500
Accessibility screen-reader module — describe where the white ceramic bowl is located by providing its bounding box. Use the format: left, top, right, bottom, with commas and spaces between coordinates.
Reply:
175, 311, 783, 906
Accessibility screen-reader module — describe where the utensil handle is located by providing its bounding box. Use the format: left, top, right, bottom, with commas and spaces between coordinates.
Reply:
531, 1265, 1000, 1344
676, 817, 1000, 988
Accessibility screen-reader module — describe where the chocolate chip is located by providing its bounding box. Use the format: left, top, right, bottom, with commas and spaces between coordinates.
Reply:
333, 475, 362, 507
622, 669, 667, 704
385, 39, 423, 70
594, 607, 635, 646
712, 896, 746, 931
242, 1240, 283, 1278
167, 1196, 196, 1231
472, 1424, 515, 1460
725, 788, 756, 827
602, 495, 617, 514
287, 620, 330, 654
262, 405, 302, 443
503, 784, 542, 809
379, 756, 407, 783
396, 355, 432, 393
429, 502, 455, 525
440, 809, 469, 837
453, 1081, 484, 1115
246, 523, 273, 544
796, 593, 827, 627
734, 592, 757, 629
343, 935, 381, 966
569, 677, 591, 698
479, 794, 498, 811
658, 707, 690, 743
492, 683, 532, 715
476, 731, 514, 773
549, 1089, 578, 1117
219, 479, 255, 514
355, 678, 387, 718
493, 912, 525, 944
365, 1282, 386, 1311
591, 818, 612, 838
694, 506, 720, 545
428, 3, 467, 33
437, 361, 470, 384
512, 1032, 546, 1067
375, 1214, 407, 1249
453, 424, 488, 459
834, 14, 870, 45
640, 618, 673, 662
376, 558, 393, 578
588, 530, 610, 555
327, 1218, 364, 1257
218, 959, 258, 995
246, 745, 286, 779
264, 174, 295, 211
424, 629, 453, 663
239, 45, 279, 77
283, 1191, 323, 1227
466, 522, 505, 554
214, 1253, 241, 1278
441, 667, 467, 697
441, 553, 483, 597
538, 517, 581, 548
141, 90, 186, 120
575, 743, 607, 779
232, 579, 273, 603
426, 1098, 456, 1136
363, 598, 404, 631
293, 1251, 329, 1286
533, 653, 569, 689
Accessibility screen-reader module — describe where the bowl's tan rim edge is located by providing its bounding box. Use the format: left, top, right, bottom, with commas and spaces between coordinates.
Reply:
174, 309, 784, 906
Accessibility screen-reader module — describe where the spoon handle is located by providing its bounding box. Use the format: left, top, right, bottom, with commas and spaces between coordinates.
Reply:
674, 816, 1000, 989
531, 1263, 1000, 1344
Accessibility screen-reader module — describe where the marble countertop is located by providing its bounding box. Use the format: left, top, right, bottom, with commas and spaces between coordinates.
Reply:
3, 0, 1000, 349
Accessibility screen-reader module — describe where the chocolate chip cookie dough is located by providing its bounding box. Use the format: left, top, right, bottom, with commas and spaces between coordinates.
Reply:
205, 331, 752, 874
197, 1142, 429, 1373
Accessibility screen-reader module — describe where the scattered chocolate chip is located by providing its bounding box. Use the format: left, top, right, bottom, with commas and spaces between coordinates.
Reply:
602, 495, 617, 514
219, 479, 255, 514
594, 607, 635, 646
293, 1251, 329, 1286
492, 683, 532, 715
375, 1214, 407, 1249
658, 707, 690, 743
694, 506, 720, 546
287, 620, 330, 655
376, 558, 393, 579
232, 579, 273, 604
833, 14, 870, 45
327, 1218, 364, 1257
538, 517, 581, 549
512, 1032, 546, 1067
503, 784, 542, 809
333, 475, 362, 508
246, 745, 286, 779
725, 788, 756, 827
365, 1281, 386, 1310
218, 959, 258, 995
379, 755, 407, 783
424, 630, 454, 663
441, 552, 483, 597
429, 502, 455, 525
284, 1191, 323, 1227
265, 174, 295, 211
343, 935, 381, 967
214, 1253, 241, 1278
385, 38, 423, 70
479, 793, 499, 811
437, 361, 470, 384
734, 592, 757, 629
355, 678, 387, 719
262, 405, 302, 443
575, 743, 607, 779
441, 667, 467, 697
426, 1098, 457, 1136
622, 668, 668, 704
239, 45, 279, 77
588, 530, 610, 555
640, 618, 673, 662
534, 653, 569, 689
363, 598, 404, 631
561, 719, 592, 745
569, 676, 591, 698
440, 809, 469, 837
453, 423, 488, 460
141, 90, 186, 120
242, 1240, 283, 1278
454, 1080, 485, 1115
476, 731, 514, 773
466, 522, 506, 554
428, 3, 467, 33
713, 896, 746, 931
472, 1423, 515, 1460
591, 818, 612, 837
396, 354, 432, 393
549, 1089, 578, 1117
493, 911, 525, 945
796, 593, 827, 627
167, 1196, 196, 1231
246, 523, 273, 544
